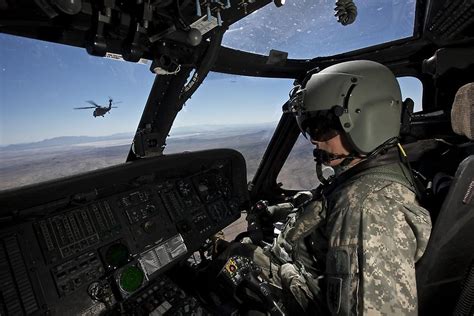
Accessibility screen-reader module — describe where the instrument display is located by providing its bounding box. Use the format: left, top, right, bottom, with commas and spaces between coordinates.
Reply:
0, 149, 247, 315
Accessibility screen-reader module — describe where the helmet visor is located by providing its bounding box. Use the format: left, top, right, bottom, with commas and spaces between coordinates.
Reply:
297, 110, 341, 142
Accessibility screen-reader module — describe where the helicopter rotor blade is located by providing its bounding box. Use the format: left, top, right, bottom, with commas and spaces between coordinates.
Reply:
112, 101, 122, 105
74, 106, 96, 109
86, 100, 101, 107
111, 106, 118, 108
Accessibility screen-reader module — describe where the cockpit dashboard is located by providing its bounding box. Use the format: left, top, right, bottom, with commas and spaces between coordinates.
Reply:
0, 149, 248, 315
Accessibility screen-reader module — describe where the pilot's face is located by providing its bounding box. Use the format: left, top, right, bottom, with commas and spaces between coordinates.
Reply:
303, 111, 357, 167
310, 133, 351, 167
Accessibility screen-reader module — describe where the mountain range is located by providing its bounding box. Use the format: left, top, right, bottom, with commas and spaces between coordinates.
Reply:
0, 122, 277, 151
0, 123, 319, 192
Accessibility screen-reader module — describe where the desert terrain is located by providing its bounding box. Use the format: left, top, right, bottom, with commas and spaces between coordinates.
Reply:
0, 126, 320, 238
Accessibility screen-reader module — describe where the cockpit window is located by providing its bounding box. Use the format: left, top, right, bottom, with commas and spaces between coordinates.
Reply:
223, 0, 417, 59
0, 34, 153, 191
166, 72, 293, 180
398, 76, 423, 112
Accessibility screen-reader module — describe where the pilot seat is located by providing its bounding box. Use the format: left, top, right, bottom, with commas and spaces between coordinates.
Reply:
416, 83, 474, 315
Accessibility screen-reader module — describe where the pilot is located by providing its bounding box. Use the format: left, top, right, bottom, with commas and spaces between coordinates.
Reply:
246, 60, 432, 315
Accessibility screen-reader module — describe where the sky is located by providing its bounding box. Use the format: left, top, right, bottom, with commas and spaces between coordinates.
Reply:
223, 0, 417, 59
0, 0, 419, 145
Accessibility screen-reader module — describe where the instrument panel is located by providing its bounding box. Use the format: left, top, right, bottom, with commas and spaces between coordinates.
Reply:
0, 149, 248, 315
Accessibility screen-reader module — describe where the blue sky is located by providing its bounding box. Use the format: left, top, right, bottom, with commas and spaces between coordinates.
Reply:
0, 34, 293, 145
223, 0, 416, 58
0, 34, 155, 145
0, 0, 419, 145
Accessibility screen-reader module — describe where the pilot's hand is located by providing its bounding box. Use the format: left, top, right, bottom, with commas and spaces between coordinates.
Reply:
290, 191, 315, 208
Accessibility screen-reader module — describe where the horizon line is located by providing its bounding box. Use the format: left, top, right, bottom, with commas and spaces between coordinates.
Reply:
0, 121, 279, 146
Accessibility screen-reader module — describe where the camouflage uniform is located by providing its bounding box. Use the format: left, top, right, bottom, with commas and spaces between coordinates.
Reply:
257, 162, 432, 315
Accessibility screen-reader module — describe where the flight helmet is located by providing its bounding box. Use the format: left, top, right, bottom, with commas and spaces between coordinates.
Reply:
290, 60, 402, 155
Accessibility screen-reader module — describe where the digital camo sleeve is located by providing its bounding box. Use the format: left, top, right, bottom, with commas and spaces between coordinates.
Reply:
325, 183, 431, 315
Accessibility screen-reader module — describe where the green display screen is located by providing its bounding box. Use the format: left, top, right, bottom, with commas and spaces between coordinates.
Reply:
119, 266, 144, 293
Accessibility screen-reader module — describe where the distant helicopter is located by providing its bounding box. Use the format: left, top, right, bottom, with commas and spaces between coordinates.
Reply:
73, 97, 121, 117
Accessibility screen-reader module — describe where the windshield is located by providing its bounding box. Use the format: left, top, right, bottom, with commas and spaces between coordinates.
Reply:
166, 72, 293, 180
0, 34, 153, 191
223, 0, 417, 59
0, 1, 419, 191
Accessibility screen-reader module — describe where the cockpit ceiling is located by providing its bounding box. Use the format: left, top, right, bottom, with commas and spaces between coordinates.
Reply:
0, 0, 473, 76
0, 0, 272, 62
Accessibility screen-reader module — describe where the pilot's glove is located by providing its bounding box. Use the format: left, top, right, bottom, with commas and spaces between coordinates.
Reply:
265, 191, 316, 222
291, 191, 316, 208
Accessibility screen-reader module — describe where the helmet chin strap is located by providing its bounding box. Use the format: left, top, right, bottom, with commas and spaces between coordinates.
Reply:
313, 137, 401, 186
313, 148, 357, 185
313, 148, 356, 165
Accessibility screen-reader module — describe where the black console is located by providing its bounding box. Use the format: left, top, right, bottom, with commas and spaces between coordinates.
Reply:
0, 149, 248, 315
